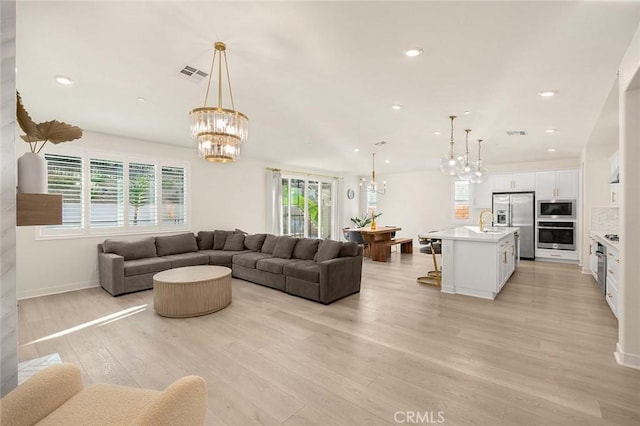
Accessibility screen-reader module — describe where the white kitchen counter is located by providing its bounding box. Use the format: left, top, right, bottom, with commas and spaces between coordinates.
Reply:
591, 231, 619, 251
430, 226, 519, 300
428, 226, 520, 243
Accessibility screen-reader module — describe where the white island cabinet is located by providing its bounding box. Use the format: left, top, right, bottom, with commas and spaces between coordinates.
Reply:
428, 226, 519, 300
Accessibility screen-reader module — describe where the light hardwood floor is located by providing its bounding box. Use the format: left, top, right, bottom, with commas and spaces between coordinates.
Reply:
17, 254, 640, 425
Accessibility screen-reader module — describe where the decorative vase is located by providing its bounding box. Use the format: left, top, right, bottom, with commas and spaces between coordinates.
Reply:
371, 218, 377, 230
17, 152, 48, 194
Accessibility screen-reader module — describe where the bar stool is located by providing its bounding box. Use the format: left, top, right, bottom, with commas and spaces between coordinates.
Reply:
417, 234, 441, 287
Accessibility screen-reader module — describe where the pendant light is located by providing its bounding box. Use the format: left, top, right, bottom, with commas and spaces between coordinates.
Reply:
189, 42, 248, 163
439, 115, 463, 175
469, 139, 488, 183
360, 152, 386, 195
458, 129, 473, 180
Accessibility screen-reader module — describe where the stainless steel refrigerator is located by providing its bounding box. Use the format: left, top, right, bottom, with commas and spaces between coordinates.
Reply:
492, 192, 535, 259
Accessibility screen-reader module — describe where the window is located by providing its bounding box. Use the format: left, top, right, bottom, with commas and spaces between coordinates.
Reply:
128, 162, 156, 227
46, 154, 83, 229
161, 166, 186, 225
43, 152, 188, 237
281, 176, 335, 239
454, 180, 470, 220
90, 158, 124, 228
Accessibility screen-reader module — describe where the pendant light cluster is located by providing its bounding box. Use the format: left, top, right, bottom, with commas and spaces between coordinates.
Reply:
438, 115, 487, 183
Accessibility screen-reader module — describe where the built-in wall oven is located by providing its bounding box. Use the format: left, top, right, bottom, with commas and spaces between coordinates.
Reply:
537, 221, 576, 250
538, 199, 576, 219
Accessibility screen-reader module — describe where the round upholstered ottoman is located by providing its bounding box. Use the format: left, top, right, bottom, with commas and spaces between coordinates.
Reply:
153, 265, 232, 318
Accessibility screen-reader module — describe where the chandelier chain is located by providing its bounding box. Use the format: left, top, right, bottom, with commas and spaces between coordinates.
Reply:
203, 49, 218, 107
449, 115, 456, 158
223, 52, 237, 112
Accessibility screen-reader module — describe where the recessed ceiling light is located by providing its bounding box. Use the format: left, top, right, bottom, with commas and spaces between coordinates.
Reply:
404, 48, 423, 57
391, 105, 402, 110
136, 97, 146, 102
545, 129, 557, 133
353, 148, 360, 152
547, 148, 557, 152
538, 90, 558, 97
463, 111, 471, 115
434, 131, 441, 135
55, 75, 73, 86
384, 160, 390, 164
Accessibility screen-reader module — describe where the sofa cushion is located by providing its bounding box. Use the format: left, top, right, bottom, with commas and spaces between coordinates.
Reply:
155, 233, 198, 256
197, 231, 214, 250
261, 234, 279, 254
200, 249, 252, 265
283, 260, 321, 283
233, 252, 273, 269
256, 258, 291, 275
272, 236, 298, 259
223, 233, 246, 251
124, 258, 171, 277
160, 252, 209, 268
244, 234, 267, 251
213, 230, 233, 250
339, 241, 359, 257
292, 238, 320, 260
316, 239, 343, 262
104, 238, 157, 261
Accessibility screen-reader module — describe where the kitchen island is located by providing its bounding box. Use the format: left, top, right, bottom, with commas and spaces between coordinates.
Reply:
427, 226, 519, 299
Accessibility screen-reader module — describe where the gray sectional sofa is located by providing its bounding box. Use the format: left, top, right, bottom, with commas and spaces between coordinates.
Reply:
98, 230, 363, 304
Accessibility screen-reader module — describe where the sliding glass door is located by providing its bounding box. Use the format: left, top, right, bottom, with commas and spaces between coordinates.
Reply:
281, 176, 334, 239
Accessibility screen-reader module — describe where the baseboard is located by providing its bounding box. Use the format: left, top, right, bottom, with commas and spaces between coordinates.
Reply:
615, 342, 640, 370
580, 266, 592, 275
18, 281, 100, 300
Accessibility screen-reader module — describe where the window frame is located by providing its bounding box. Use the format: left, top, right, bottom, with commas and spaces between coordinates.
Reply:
38, 147, 190, 240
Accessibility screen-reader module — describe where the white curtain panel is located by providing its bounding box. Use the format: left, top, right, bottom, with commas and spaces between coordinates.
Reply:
333, 178, 344, 241
265, 169, 282, 235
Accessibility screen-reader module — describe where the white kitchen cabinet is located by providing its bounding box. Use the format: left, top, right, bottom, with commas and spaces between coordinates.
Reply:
535, 169, 578, 200
610, 182, 621, 206
606, 246, 619, 319
492, 173, 535, 192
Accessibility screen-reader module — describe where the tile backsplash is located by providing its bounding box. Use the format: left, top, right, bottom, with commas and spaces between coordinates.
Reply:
591, 207, 619, 233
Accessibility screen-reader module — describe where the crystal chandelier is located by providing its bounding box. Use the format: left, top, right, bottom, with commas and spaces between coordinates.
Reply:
439, 115, 463, 175
189, 42, 248, 163
469, 139, 488, 183
360, 153, 386, 195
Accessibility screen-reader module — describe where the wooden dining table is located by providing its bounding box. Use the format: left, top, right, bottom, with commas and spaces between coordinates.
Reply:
346, 226, 402, 262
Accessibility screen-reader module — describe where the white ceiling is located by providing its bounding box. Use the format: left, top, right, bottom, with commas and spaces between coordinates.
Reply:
16, 1, 640, 175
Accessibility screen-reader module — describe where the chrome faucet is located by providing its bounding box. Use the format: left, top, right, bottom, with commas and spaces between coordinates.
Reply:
479, 209, 493, 232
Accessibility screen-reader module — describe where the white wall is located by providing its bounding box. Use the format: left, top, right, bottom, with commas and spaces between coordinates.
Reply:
375, 169, 453, 244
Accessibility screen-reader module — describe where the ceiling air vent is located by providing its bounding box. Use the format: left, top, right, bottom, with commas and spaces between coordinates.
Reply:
179, 65, 208, 81
506, 130, 528, 136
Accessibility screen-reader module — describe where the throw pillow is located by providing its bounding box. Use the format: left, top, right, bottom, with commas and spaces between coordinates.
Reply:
272, 236, 298, 259
197, 231, 214, 250
316, 239, 343, 262
235, 228, 248, 235
338, 241, 359, 257
223, 233, 246, 251
155, 233, 198, 256
244, 233, 267, 251
261, 234, 279, 254
213, 230, 233, 250
104, 238, 157, 260
292, 238, 320, 260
